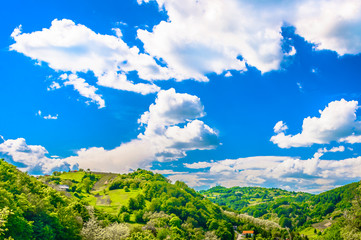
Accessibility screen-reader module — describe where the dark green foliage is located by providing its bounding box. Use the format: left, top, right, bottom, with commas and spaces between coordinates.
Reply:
0, 159, 87, 239
279, 216, 292, 228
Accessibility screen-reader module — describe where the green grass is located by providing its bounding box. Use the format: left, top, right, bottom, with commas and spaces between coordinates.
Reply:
107, 189, 142, 206
299, 227, 319, 239
95, 205, 120, 214
58, 172, 85, 182
46, 171, 148, 215
84, 188, 143, 215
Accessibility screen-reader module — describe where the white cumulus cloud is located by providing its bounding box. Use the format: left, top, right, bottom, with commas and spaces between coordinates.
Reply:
3, 89, 219, 174
0, 138, 75, 174
11, 1, 361, 93
271, 99, 361, 148
0, 90, 218, 174
138, 0, 361, 78
65, 89, 219, 171
10, 19, 167, 99
60, 73, 105, 108
180, 153, 361, 192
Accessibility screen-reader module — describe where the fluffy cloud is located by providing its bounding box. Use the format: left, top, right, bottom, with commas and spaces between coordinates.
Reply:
180, 152, 361, 192
184, 161, 213, 169
47, 81, 61, 91
273, 121, 288, 133
292, 0, 361, 55
0, 138, 75, 174
10, 19, 167, 99
271, 99, 361, 148
138, 0, 361, 78
65, 89, 218, 171
12, 1, 361, 93
1, 89, 219, 174
139, 88, 205, 134
340, 134, 361, 144
318, 146, 345, 154
60, 73, 105, 108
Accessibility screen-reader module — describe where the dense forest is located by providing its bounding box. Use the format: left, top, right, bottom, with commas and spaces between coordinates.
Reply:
0, 159, 87, 239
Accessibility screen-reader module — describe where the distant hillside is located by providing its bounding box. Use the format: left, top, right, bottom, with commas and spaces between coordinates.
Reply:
200, 186, 312, 213
201, 182, 361, 239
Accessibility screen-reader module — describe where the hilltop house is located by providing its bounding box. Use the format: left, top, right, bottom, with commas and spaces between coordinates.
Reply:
58, 185, 69, 191
242, 230, 254, 238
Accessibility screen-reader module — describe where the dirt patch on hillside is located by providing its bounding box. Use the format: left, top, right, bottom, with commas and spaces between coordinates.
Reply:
312, 219, 333, 231
92, 173, 118, 191
95, 195, 111, 205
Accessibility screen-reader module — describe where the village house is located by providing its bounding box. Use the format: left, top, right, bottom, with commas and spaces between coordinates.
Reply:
58, 185, 69, 191
242, 230, 254, 238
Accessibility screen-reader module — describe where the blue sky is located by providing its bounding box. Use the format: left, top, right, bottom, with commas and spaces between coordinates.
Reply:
1, 0, 361, 193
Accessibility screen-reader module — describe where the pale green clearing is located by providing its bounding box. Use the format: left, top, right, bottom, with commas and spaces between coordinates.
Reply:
88, 188, 143, 214
58, 172, 85, 182
299, 227, 319, 239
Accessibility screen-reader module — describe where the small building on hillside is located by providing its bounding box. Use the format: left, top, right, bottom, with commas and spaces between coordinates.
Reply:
58, 185, 69, 191
242, 230, 254, 238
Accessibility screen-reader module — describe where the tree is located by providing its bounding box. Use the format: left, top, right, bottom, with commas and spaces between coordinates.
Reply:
0, 207, 12, 237
128, 198, 137, 211
102, 223, 130, 239
135, 210, 145, 223
279, 216, 292, 229
121, 212, 130, 222
81, 216, 104, 240
170, 216, 182, 228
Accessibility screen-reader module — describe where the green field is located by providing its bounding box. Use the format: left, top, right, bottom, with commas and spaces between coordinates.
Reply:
90, 188, 143, 214
299, 227, 319, 239
40, 171, 146, 215
58, 171, 86, 182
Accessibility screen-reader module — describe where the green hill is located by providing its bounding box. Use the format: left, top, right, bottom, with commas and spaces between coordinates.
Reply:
201, 182, 361, 239
0, 159, 88, 239
39, 169, 240, 239
39, 168, 295, 239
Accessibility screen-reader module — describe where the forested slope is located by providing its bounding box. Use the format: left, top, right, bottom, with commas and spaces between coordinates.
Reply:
0, 159, 88, 239
201, 182, 361, 239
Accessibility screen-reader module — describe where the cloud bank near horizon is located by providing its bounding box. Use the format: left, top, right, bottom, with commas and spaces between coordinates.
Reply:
179, 149, 361, 193
0, 89, 219, 174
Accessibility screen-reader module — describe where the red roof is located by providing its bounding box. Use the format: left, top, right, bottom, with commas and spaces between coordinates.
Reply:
242, 231, 254, 234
